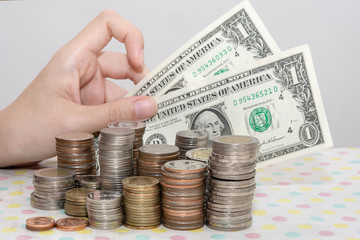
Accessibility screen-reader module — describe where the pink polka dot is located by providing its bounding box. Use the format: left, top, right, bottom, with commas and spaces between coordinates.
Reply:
0, 176, 9, 181
0, 198, 3, 202
342, 217, 356, 221
25, 186, 34, 190
338, 151, 348, 154
319, 162, 330, 166
278, 182, 291, 186
319, 231, 334, 236
268, 164, 275, 167
170, 236, 186, 240
272, 216, 287, 222
319, 192, 332, 197
299, 172, 312, 176
255, 193, 268, 198
339, 182, 352, 186
94, 237, 110, 240
296, 204, 311, 209
17, 236, 32, 240
245, 233, 261, 239
21, 210, 36, 214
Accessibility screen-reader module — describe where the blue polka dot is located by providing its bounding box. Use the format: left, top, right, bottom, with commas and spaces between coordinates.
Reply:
311, 182, 323, 185
272, 172, 283, 175
136, 236, 150, 240
353, 192, 360, 196
285, 232, 300, 238
59, 209, 65, 214
266, 203, 280, 207
0, 187, 8, 191
289, 192, 302, 196
0, 210, 3, 214
59, 237, 74, 240
330, 171, 342, 175
293, 162, 304, 166
26, 197, 30, 202
211, 234, 226, 239
310, 217, 324, 222
349, 160, 360, 164
333, 204, 346, 208
256, 183, 262, 186
313, 153, 323, 156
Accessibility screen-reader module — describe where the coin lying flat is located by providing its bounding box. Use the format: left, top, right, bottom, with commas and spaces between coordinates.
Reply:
175, 130, 208, 158
26, 217, 55, 231
76, 175, 101, 189
55, 217, 88, 231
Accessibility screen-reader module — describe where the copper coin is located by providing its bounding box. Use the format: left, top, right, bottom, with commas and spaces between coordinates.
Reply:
55, 217, 88, 231
56, 132, 94, 141
26, 217, 55, 231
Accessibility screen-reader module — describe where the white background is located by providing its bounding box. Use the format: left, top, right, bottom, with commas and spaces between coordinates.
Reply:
0, 0, 359, 147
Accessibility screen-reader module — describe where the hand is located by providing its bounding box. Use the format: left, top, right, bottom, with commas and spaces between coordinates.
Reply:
0, 9, 157, 167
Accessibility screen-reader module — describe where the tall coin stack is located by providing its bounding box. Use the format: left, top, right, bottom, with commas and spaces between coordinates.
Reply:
55, 132, 97, 175
122, 176, 161, 229
86, 190, 123, 229
99, 128, 135, 192
137, 144, 179, 179
175, 130, 208, 158
207, 135, 258, 231
64, 188, 94, 217
108, 121, 146, 173
31, 168, 76, 210
161, 160, 207, 230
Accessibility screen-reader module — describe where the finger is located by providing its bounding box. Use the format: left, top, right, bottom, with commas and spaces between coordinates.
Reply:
74, 95, 158, 132
105, 80, 128, 102
98, 51, 148, 83
67, 9, 144, 71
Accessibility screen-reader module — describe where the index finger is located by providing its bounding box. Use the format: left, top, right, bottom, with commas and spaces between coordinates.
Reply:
66, 9, 144, 71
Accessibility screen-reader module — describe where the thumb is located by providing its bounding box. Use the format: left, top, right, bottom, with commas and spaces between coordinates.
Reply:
77, 95, 158, 132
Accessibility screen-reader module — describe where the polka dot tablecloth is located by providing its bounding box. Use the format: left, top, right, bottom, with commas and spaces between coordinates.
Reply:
1, 148, 360, 240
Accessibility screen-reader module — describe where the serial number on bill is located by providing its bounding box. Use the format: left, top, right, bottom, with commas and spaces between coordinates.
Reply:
233, 86, 279, 105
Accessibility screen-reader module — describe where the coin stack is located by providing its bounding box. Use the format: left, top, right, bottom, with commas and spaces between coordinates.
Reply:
31, 168, 76, 210
64, 188, 94, 217
122, 176, 161, 229
161, 160, 207, 230
108, 121, 146, 173
99, 128, 135, 192
175, 130, 208, 158
207, 135, 258, 231
55, 132, 97, 175
86, 190, 123, 229
76, 175, 101, 189
137, 144, 179, 179
185, 147, 212, 195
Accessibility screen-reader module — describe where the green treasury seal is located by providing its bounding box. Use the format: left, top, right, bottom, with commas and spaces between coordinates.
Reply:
249, 107, 272, 132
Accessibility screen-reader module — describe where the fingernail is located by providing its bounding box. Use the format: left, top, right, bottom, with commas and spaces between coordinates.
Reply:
134, 98, 157, 120
138, 49, 144, 67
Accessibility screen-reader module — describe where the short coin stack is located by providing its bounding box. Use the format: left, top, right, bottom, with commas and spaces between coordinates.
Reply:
55, 132, 97, 175
122, 176, 161, 229
207, 135, 258, 231
86, 190, 123, 229
76, 175, 101, 189
175, 130, 208, 158
64, 188, 94, 217
137, 144, 179, 179
99, 128, 135, 192
108, 121, 146, 173
31, 168, 76, 210
161, 160, 207, 230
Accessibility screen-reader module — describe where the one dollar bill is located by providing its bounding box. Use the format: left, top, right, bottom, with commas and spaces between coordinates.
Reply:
126, 0, 280, 98
142, 45, 333, 167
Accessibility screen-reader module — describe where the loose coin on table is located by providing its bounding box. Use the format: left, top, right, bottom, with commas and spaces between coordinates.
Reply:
55, 217, 88, 231
207, 135, 259, 231
26, 217, 55, 231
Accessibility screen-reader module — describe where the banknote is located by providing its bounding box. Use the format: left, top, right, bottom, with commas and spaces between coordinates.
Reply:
125, 0, 280, 98
143, 45, 333, 167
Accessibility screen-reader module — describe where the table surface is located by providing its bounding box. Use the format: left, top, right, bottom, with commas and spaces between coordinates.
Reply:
0, 147, 359, 240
